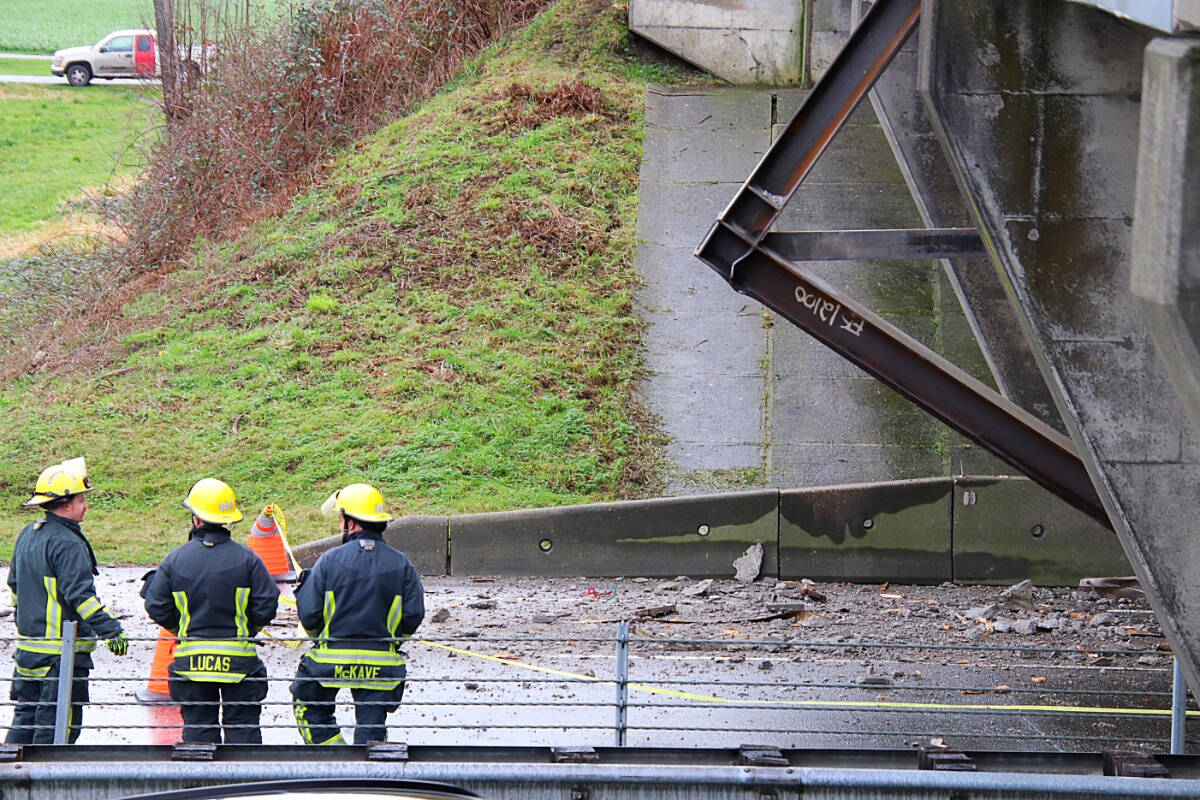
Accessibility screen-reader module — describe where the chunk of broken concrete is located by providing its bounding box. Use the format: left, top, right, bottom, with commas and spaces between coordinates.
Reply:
1079, 576, 1145, 601
682, 579, 714, 597
999, 580, 1037, 612
635, 604, 676, 618
733, 543, 763, 583
431, 608, 451, 623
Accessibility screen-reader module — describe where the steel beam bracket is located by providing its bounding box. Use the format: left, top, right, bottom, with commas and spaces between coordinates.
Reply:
0, 744, 22, 763
919, 746, 976, 771
171, 743, 217, 761
1104, 751, 1169, 778
552, 746, 599, 764
367, 742, 409, 762
735, 744, 789, 767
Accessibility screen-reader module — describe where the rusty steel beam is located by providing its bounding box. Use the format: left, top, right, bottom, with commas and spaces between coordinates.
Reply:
711, 0, 924, 255
763, 228, 987, 261
694, 0, 1110, 525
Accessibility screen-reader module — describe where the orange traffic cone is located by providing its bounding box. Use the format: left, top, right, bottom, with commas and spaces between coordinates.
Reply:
135, 628, 176, 704
249, 506, 296, 581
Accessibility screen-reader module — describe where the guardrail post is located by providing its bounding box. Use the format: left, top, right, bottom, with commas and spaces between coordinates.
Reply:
1172, 656, 1187, 754
54, 621, 77, 745
615, 620, 629, 747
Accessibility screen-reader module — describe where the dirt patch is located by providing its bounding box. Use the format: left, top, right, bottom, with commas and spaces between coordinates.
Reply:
485, 80, 613, 131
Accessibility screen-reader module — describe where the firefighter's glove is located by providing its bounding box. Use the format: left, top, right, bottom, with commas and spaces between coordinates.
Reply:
106, 633, 128, 656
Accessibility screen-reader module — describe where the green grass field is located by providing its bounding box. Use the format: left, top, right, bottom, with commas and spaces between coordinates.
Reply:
0, 84, 155, 232
0, 1, 154, 53
0, 0, 285, 53
0, 57, 53, 77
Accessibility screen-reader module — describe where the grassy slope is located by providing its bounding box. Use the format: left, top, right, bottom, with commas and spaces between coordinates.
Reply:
0, 0, 676, 563
0, 84, 154, 232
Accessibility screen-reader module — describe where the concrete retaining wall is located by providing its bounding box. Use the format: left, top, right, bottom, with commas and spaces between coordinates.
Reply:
293, 476, 1127, 585
628, 0, 804, 85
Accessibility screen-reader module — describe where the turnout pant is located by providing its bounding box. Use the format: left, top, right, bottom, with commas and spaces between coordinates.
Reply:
6, 661, 89, 744
168, 664, 269, 744
291, 657, 405, 745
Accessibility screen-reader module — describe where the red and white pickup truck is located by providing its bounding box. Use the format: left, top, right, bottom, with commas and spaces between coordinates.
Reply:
51, 29, 207, 87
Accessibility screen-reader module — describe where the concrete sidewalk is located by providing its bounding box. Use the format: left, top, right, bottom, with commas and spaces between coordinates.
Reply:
633, 86, 1008, 493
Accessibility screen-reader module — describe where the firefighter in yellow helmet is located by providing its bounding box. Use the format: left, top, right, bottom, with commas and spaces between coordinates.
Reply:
143, 479, 279, 743
291, 483, 425, 745
7, 459, 127, 744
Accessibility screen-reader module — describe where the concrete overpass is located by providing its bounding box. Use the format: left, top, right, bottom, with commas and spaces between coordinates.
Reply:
634, 0, 1200, 700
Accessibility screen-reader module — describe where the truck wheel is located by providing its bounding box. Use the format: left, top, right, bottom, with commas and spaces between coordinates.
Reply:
66, 64, 92, 87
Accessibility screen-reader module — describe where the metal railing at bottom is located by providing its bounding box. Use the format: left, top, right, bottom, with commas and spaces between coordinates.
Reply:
0, 621, 1195, 751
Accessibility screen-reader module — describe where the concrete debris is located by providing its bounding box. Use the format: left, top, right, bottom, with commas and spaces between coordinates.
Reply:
992, 619, 1013, 634
656, 581, 680, 591
733, 543, 763, 583
1013, 619, 1038, 636
998, 580, 1037, 612
431, 608, 451, 623
469, 600, 497, 610
531, 615, 556, 624
965, 605, 995, 621
1089, 612, 1116, 628
635, 604, 676, 619
1079, 576, 1145, 600
765, 602, 808, 614
682, 579, 714, 597
859, 675, 891, 686
0, 607, 13, 619
758, 660, 773, 670
798, 585, 827, 603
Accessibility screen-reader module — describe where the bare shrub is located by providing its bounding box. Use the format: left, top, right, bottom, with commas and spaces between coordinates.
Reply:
122, 0, 549, 268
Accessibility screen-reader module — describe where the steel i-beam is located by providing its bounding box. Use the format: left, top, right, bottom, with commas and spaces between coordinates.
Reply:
694, 0, 1110, 526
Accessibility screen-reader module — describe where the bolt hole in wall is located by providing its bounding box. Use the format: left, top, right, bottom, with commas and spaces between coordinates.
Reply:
539, 539, 553, 552
1031, 524, 1045, 539
697, 524, 710, 536
862, 518, 874, 530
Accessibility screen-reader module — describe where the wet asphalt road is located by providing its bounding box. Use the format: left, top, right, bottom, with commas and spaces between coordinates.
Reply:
0, 568, 1188, 751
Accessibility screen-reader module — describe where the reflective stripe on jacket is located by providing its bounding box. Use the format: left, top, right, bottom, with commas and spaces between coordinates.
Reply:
144, 525, 279, 683
296, 531, 424, 689
8, 514, 122, 665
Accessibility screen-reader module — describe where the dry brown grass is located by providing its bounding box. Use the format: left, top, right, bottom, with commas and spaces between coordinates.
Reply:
119, 0, 551, 269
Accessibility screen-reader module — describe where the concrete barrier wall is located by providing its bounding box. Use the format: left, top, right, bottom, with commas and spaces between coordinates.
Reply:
291, 477, 1129, 586
952, 477, 1129, 585
629, 0, 804, 85
779, 478, 953, 583
450, 490, 779, 577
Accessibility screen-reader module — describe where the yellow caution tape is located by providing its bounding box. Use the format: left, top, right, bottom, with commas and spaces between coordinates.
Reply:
268, 504, 303, 575
414, 640, 1200, 718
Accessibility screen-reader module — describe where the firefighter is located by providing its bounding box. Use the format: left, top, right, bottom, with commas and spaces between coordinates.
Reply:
291, 483, 425, 745
6, 459, 127, 744
143, 478, 279, 744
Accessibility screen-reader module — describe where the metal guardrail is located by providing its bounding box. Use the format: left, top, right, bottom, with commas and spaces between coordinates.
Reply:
2, 621, 1193, 751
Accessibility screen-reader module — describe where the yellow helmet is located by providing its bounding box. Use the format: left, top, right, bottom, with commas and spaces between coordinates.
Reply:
24, 458, 91, 507
323, 483, 392, 523
183, 478, 243, 525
